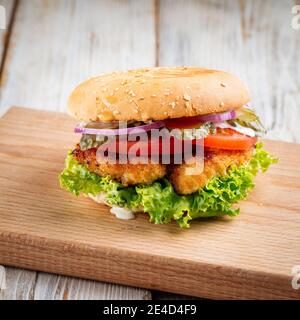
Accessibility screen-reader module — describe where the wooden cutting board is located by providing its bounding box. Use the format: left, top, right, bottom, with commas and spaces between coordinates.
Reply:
0, 107, 299, 300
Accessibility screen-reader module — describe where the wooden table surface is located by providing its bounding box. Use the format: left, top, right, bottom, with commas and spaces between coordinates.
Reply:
0, 0, 299, 300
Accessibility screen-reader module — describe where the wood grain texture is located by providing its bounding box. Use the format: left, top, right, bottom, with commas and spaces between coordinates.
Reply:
0, 0, 41, 302
0, 0, 16, 61
0, 268, 36, 300
0, 107, 299, 300
0, 0, 155, 300
0, 265, 6, 290
0, 0, 156, 115
0, 266, 150, 300
32, 273, 150, 300
159, 0, 300, 143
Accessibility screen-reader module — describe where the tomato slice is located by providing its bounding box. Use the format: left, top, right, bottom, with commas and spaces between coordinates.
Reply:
203, 128, 257, 150
98, 136, 194, 156
97, 128, 256, 159
164, 116, 204, 129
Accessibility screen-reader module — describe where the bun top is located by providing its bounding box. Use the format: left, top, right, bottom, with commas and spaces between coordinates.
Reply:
68, 67, 250, 122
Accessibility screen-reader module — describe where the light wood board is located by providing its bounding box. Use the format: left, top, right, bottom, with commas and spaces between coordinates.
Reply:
0, 0, 155, 300
0, 107, 299, 300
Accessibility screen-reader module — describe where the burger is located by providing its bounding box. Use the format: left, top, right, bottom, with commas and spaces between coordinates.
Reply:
59, 67, 277, 227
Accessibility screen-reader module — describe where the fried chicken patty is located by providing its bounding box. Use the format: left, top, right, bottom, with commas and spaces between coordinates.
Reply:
73, 144, 253, 193
72, 145, 167, 186
168, 148, 253, 194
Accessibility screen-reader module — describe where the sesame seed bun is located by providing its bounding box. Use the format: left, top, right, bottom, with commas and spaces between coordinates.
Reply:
68, 67, 250, 122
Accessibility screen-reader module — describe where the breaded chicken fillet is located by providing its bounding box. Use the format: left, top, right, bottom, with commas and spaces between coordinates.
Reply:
72, 145, 166, 186
168, 148, 253, 194
73, 144, 253, 194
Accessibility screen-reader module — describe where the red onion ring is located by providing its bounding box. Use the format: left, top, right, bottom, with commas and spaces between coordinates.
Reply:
196, 110, 236, 122
74, 120, 165, 136
74, 110, 236, 135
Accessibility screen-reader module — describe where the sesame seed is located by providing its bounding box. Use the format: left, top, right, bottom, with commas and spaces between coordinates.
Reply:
183, 94, 191, 101
220, 101, 225, 106
125, 89, 129, 93
169, 102, 176, 109
151, 94, 156, 97
139, 97, 145, 100
221, 83, 226, 87
115, 87, 119, 91
185, 101, 190, 108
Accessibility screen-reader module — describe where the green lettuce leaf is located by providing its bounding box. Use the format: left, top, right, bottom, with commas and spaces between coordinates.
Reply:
59, 152, 139, 208
59, 143, 277, 228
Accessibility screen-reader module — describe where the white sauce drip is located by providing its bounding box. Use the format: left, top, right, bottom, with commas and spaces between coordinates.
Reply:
216, 122, 256, 137
110, 207, 135, 220
89, 193, 136, 220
